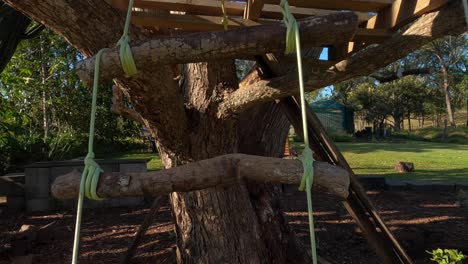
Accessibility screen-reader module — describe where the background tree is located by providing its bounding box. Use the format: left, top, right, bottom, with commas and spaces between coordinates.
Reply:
422, 35, 467, 127
0, 29, 141, 174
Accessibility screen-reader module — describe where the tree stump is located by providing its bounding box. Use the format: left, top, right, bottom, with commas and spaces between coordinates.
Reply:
395, 162, 414, 173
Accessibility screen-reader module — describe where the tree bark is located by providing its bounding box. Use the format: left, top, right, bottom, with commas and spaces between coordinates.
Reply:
394, 114, 402, 131
164, 61, 310, 263
39, 35, 49, 143
407, 111, 412, 131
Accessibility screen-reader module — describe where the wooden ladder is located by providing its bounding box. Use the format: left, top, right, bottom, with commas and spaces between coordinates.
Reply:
254, 55, 412, 264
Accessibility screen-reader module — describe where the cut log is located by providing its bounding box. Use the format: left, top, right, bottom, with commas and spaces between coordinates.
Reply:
75, 12, 358, 84
395, 161, 414, 173
51, 154, 350, 200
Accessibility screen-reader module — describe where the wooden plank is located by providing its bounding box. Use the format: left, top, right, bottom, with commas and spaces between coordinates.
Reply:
244, 0, 264, 20
133, 12, 265, 31
353, 28, 391, 43
111, 0, 372, 23
261, 5, 373, 22
366, 0, 449, 29
133, 0, 245, 16
262, 0, 393, 12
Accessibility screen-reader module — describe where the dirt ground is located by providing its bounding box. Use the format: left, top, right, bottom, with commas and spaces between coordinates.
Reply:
0, 188, 466, 264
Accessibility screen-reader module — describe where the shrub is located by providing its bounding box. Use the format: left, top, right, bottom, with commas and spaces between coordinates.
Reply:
427, 249, 466, 264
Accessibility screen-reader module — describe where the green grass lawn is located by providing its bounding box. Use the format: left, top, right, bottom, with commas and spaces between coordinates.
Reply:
107, 141, 467, 183
336, 142, 468, 182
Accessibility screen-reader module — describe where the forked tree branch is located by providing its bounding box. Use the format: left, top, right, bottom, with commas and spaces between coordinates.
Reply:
51, 154, 350, 200
111, 85, 145, 125
217, 0, 467, 118
75, 12, 358, 85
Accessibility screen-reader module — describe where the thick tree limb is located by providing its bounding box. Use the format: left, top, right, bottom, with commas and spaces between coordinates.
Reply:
51, 154, 350, 200
75, 12, 358, 85
217, 0, 467, 118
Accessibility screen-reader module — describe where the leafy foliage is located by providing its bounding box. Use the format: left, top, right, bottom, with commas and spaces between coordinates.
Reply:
427, 249, 466, 264
0, 30, 143, 174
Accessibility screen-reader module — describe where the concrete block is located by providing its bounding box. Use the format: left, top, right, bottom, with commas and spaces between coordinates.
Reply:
407, 181, 433, 191
359, 176, 386, 189
431, 183, 455, 192
99, 163, 119, 173
25, 168, 50, 199
26, 198, 51, 212
0, 177, 24, 196
455, 182, 468, 190
7, 196, 25, 209
119, 197, 144, 207
385, 180, 409, 191
120, 163, 147, 173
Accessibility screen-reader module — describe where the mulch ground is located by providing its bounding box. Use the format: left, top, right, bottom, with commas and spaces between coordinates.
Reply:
0, 188, 466, 263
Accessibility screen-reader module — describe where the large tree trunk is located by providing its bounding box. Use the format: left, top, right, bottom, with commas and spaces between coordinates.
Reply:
158, 61, 307, 263
393, 114, 402, 131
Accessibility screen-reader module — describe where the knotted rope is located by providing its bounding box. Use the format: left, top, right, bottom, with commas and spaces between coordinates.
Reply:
72, 0, 138, 263
280, 0, 317, 263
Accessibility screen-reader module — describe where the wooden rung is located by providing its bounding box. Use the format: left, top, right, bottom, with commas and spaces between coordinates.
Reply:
132, 12, 266, 31
262, 0, 393, 12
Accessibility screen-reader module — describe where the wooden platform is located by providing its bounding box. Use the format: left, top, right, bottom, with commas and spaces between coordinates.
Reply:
107, 0, 449, 59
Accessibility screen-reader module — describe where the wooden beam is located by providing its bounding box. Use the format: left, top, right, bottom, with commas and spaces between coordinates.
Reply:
366, 0, 449, 29
353, 28, 391, 43
262, 0, 393, 12
244, 0, 264, 20
110, 0, 373, 23
132, 12, 264, 31
51, 154, 351, 200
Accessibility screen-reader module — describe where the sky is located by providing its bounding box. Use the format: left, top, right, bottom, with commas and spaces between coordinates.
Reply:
318, 48, 333, 99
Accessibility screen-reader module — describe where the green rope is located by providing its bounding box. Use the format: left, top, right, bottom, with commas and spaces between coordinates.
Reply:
71, 47, 106, 264
117, 0, 138, 76
220, 0, 229, 30
72, 0, 138, 263
280, 0, 317, 263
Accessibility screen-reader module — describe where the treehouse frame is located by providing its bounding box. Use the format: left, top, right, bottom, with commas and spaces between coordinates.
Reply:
108, 0, 449, 61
